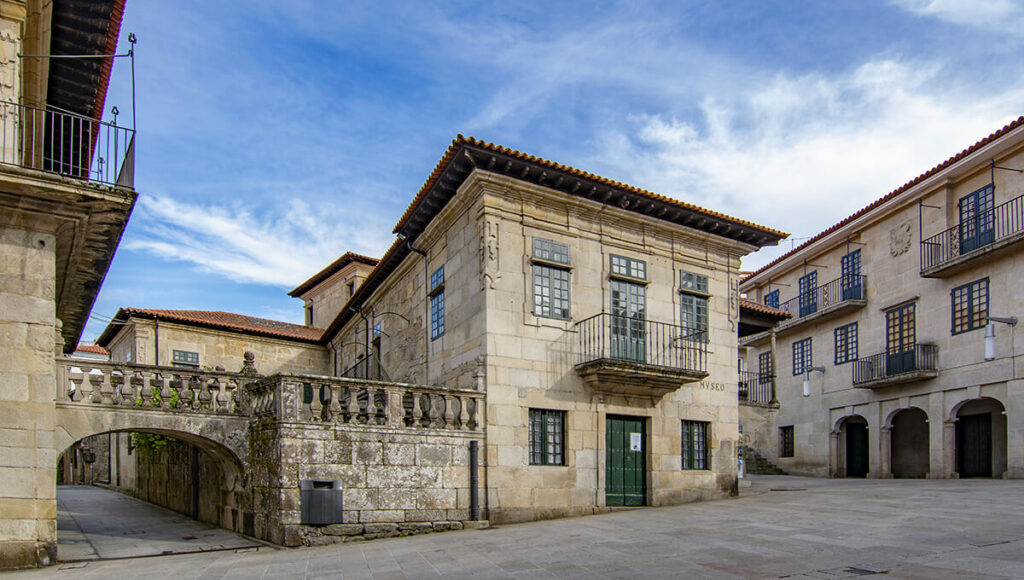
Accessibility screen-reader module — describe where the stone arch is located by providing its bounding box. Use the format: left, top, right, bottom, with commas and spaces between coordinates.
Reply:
831, 415, 869, 478
886, 407, 929, 478
54, 407, 252, 535
949, 397, 1007, 478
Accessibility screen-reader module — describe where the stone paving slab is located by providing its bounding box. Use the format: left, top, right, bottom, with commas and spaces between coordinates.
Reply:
7, 477, 1024, 579
53, 485, 262, 562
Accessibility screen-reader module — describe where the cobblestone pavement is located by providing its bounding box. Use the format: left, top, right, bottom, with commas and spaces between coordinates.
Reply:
7, 476, 1024, 579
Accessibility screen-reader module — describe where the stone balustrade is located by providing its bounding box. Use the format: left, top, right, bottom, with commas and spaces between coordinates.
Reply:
248, 375, 483, 432
56, 359, 250, 416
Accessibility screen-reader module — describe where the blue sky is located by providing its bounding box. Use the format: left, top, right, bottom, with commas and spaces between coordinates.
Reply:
84, 0, 1024, 340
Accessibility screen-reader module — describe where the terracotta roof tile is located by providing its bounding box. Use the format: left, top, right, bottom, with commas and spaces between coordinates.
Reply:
740, 298, 792, 319
288, 252, 379, 297
100, 308, 322, 344
394, 135, 788, 240
742, 115, 1024, 284
74, 344, 110, 355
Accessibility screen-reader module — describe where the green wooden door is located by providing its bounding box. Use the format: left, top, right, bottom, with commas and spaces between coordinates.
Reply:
606, 416, 646, 506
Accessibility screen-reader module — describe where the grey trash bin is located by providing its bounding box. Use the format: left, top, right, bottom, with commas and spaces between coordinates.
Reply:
300, 479, 343, 525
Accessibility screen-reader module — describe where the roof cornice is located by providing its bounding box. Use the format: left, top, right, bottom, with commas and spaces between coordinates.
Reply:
741, 116, 1024, 288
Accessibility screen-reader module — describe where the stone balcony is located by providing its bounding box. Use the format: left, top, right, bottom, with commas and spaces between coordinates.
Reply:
852, 344, 939, 388
574, 313, 708, 401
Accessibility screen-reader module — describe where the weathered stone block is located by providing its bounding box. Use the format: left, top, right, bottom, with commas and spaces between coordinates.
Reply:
407, 509, 446, 522
384, 443, 416, 466
416, 444, 450, 466
398, 522, 433, 534
417, 488, 456, 510
379, 488, 417, 510
352, 441, 382, 465
322, 523, 364, 536
362, 522, 400, 534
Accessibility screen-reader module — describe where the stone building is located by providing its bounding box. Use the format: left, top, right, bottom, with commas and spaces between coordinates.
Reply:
739, 116, 1024, 479
320, 136, 786, 523
95, 307, 329, 374
0, 0, 135, 568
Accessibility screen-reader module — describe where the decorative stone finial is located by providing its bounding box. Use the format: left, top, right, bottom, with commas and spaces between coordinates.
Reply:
240, 351, 258, 376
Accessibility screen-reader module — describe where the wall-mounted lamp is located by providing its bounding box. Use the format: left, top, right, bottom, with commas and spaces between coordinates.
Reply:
985, 316, 1018, 361
802, 366, 826, 397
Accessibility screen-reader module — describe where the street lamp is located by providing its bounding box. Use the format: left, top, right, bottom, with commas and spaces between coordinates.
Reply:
985, 315, 1018, 361
802, 366, 826, 397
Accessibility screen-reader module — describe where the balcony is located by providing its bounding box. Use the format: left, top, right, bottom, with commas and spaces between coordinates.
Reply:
920, 194, 1024, 277
0, 100, 135, 189
574, 313, 708, 401
852, 344, 939, 388
775, 275, 867, 332
738, 371, 776, 406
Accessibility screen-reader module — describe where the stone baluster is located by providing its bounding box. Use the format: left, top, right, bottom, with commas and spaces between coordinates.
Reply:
443, 395, 456, 429
127, 371, 143, 405
458, 395, 471, 430
309, 383, 323, 421
411, 391, 424, 426
346, 386, 359, 424
326, 383, 341, 422
67, 367, 87, 402
88, 368, 106, 404
159, 374, 174, 410
365, 387, 378, 424
466, 397, 479, 431
431, 394, 445, 428
215, 379, 230, 413
197, 377, 213, 411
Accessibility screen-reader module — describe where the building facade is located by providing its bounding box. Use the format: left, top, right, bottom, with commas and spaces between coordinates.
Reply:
321, 137, 786, 523
739, 117, 1024, 479
0, 0, 134, 567
96, 308, 329, 374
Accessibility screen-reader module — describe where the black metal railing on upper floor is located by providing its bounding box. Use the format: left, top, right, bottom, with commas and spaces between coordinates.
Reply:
575, 312, 707, 375
920, 193, 1024, 273
852, 344, 938, 386
0, 101, 134, 188
738, 371, 774, 405
777, 274, 866, 320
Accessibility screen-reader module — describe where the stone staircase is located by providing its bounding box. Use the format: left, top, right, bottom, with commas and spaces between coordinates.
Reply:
743, 448, 787, 475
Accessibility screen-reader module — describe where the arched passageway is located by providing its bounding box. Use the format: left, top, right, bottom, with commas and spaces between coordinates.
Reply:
835, 416, 869, 478
954, 398, 1007, 478
56, 428, 252, 553
890, 408, 929, 478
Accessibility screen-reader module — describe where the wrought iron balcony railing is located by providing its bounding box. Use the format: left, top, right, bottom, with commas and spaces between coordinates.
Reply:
778, 274, 866, 320
852, 344, 939, 387
0, 100, 135, 188
920, 193, 1024, 273
575, 312, 707, 374
738, 371, 775, 405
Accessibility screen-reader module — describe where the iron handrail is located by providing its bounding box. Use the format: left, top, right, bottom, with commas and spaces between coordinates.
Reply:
852, 343, 938, 385
738, 371, 774, 405
778, 274, 866, 319
920, 193, 1024, 271
575, 312, 707, 374
0, 100, 135, 188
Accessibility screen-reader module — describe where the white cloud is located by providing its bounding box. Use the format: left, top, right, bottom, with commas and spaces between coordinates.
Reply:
892, 0, 1024, 34
590, 58, 1024, 270
124, 196, 393, 288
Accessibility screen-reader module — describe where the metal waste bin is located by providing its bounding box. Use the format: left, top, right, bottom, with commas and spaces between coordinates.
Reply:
300, 479, 343, 525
